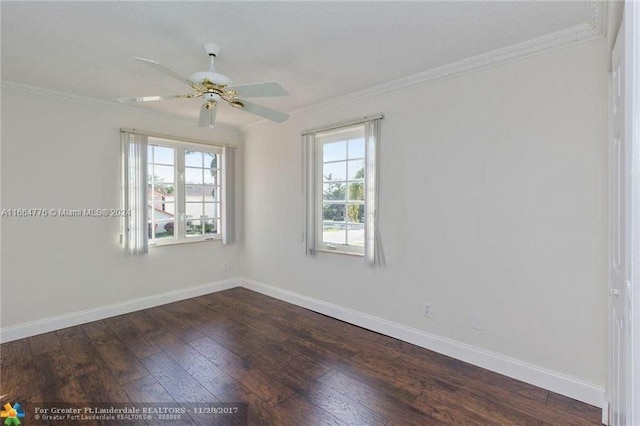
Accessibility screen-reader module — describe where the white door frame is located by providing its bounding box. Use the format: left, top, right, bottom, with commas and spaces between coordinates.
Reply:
628, 0, 640, 424
607, 2, 639, 424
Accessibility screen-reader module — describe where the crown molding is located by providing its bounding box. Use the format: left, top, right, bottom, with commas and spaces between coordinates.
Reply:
2, 81, 151, 115
242, 1, 605, 134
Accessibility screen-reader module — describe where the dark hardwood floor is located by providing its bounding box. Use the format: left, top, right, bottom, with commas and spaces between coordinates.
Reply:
1, 287, 601, 425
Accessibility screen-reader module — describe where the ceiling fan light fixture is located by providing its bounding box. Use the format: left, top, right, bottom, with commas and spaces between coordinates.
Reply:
203, 92, 222, 102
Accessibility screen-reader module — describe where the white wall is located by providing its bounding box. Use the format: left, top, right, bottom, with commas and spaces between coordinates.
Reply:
242, 39, 608, 386
0, 91, 244, 328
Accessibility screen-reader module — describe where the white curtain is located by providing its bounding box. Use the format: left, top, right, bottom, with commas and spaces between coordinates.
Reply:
121, 131, 148, 255
303, 133, 317, 256
222, 146, 237, 245
364, 118, 385, 266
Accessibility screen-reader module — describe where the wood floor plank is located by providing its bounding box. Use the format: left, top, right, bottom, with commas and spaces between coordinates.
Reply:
123, 374, 176, 404
152, 332, 240, 398
0, 339, 30, 368
77, 367, 133, 403
145, 306, 205, 342
0, 288, 602, 425
122, 310, 165, 337
82, 321, 150, 385
274, 392, 348, 426
0, 359, 44, 403
245, 344, 325, 396
318, 368, 442, 425
189, 336, 293, 405
29, 332, 62, 355
217, 385, 277, 426
304, 382, 389, 426
545, 392, 603, 424
413, 379, 546, 426
141, 351, 218, 404
402, 347, 549, 404
213, 293, 291, 342
32, 348, 85, 403
104, 315, 162, 359
57, 326, 107, 376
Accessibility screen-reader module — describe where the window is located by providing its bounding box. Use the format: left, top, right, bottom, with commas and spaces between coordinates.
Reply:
303, 116, 383, 263
147, 138, 222, 245
317, 125, 366, 254
121, 129, 236, 253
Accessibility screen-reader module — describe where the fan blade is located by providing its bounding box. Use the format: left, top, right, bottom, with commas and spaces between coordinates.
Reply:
240, 100, 289, 123
199, 103, 218, 128
134, 57, 205, 91
228, 82, 288, 98
114, 94, 199, 103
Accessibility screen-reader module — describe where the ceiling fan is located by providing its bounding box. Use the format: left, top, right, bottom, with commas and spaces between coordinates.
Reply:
114, 43, 289, 127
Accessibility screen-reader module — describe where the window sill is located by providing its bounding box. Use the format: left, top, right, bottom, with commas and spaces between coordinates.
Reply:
317, 248, 364, 257
150, 237, 221, 248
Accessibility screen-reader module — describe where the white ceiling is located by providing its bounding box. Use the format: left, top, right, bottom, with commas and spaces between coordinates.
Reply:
2, 1, 599, 128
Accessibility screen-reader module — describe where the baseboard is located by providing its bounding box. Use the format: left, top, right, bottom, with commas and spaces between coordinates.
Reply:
239, 277, 605, 409
0, 278, 240, 343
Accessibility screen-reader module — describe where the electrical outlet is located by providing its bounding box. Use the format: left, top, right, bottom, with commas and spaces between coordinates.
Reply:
423, 302, 432, 317
470, 312, 483, 330
222, 262, 229, 271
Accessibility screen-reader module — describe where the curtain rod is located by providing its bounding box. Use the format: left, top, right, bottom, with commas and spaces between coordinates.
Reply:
300, 114, 384, 136
120, 128, 238, 148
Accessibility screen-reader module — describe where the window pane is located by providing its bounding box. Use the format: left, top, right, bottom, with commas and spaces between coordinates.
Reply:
186, 219, 202, 236
153, 146, 175, 165
185, 151, 203, 167
185, 167, 203, 184
204, 153, 218, 170
210, 186, 220, 202
153, 219, 175, 239
348, 138, 365, 159
348, 182, 365, 202
162, 202, 175, 215
346, 204, 365, 223
323, 223, 345, 245
323, 183, 346, 201
204, 202, 219, 219
151, 165, 174, 184
204, 169, 219, 185
203, 185, 216, 201
323, 141, 346, 162
150, 199, 175, 216
348, 160, 365, 180
347, 222, 365, 246
323, 161, 346, 182
150, 184, 174, 198
204, 219, 218, 235
323, 203, 345, 222
185, 202, 203, 219
186, 184, 205, 201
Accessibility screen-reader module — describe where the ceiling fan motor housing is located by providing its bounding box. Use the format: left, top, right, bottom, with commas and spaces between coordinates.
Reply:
190, 43, 231, 86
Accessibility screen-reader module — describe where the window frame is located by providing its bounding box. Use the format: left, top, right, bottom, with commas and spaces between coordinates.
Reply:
314, 124, 367, 256
147, 137, 223, 247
